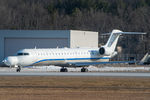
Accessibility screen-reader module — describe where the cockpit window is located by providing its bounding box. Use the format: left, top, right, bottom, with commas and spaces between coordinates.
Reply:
17, 53, 23, 55
17, 53, 29, 56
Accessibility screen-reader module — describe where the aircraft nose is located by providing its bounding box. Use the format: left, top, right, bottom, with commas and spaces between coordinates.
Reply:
3, 56, 18, 66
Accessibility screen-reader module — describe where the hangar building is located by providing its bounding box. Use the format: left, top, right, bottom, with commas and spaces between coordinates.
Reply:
0, 30, 98, 62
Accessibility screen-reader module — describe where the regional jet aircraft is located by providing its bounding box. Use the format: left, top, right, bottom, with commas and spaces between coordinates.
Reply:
3, 29, 146, 72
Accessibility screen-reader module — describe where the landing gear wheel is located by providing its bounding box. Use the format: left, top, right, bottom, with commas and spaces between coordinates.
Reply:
16, 66, 21, 72
81, 67, 88, 72
60, 67, 68, 72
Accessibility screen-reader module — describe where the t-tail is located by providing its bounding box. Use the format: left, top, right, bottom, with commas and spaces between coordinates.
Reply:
99, 29, 146, 57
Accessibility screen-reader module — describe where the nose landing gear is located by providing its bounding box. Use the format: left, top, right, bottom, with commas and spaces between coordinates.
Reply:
16, 66, 21, 72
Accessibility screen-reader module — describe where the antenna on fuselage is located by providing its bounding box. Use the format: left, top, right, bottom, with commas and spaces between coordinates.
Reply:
34, 46, 36, 49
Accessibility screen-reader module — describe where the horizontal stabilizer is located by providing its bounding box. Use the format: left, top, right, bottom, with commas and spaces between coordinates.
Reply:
102, 31, 146, 35
114, 32, 146, 35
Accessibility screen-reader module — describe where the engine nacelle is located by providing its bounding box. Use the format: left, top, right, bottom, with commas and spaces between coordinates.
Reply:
99, 47, 113, 56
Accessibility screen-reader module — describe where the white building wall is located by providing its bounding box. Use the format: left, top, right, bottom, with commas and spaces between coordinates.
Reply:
70, 30, 98, 48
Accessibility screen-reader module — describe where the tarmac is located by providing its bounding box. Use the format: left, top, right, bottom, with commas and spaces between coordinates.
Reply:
0, 72, 150, 77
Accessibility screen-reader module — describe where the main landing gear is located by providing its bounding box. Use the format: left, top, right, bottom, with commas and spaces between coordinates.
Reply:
60, 67, 68, 72
16, 66, 21, 72
60, 67, 88, 72
81, 67, 88, 72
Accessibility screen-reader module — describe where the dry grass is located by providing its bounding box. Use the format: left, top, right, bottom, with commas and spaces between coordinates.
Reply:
0, 76, 150, 100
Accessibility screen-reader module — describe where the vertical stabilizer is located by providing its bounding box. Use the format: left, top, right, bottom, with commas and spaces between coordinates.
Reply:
139, 53, 150, 64
105, 29, 122, 51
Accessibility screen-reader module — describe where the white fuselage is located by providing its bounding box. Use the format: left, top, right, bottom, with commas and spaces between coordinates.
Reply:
4, 48, 111, 67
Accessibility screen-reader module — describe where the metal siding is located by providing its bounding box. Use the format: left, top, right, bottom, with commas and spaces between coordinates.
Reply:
0, 30, 70, 62
4, 38, 68, 57
0, 37, 4, 62
0, 30, 70, 38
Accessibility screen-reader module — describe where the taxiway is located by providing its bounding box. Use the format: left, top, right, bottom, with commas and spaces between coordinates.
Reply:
0, 72, 150, 77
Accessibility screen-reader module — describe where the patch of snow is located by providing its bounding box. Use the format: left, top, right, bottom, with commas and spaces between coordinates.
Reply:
0, 66, 150, 72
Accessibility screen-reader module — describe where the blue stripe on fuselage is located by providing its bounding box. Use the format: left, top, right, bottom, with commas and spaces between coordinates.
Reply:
32, 57, 110, 65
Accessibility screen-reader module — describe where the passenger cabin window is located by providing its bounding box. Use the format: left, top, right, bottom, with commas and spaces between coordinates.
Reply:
17, 53, 29, 56
24, 53, 29, 55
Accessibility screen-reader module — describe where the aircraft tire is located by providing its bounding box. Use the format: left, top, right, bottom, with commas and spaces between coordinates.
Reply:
60, 67, 68, 72
64, 68, 68, 72
81, 67, 88, 72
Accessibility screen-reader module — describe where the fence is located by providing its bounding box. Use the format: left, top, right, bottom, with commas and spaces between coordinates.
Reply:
112, 54, 145, 61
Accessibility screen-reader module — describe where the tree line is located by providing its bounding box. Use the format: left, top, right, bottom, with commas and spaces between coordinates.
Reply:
0, 0, 149, 56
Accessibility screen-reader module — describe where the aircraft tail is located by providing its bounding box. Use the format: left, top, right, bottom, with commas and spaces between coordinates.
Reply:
105, 29, 122, 52
139, 53, 150, 65
99, 29, 146, 56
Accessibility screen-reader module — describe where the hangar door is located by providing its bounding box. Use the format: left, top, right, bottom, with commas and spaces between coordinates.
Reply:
4, 38, 68, 57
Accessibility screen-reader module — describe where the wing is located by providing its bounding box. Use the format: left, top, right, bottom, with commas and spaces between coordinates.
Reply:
68, 61, 136, 66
